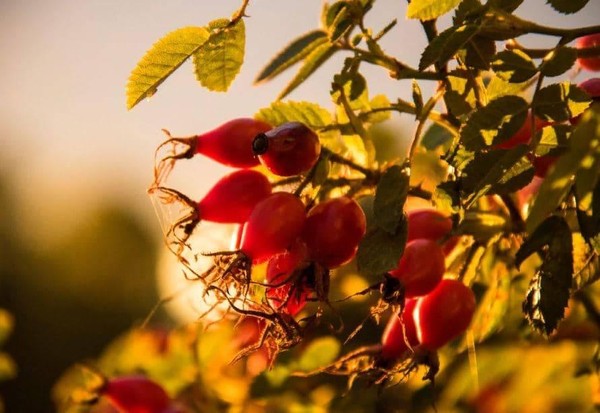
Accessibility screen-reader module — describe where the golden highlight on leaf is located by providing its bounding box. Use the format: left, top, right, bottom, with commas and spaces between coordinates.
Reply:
126, 26, 210, 110
407, 0, 463, 21
193, 18, 246, 92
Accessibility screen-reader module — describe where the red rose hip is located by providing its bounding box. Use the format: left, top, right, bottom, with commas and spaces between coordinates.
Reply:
241, 192, 307, 263
102, 375, 171, 413
576, 34, 600, 72
389, 239, 445, 298
252, 122, 321, 176
415, 279, 476, 350
381, 299, 419, 361
302, 196, 366, 269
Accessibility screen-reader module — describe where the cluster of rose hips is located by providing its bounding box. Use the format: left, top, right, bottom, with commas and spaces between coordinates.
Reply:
378, 209, 475, 371
152, 117, 373, 349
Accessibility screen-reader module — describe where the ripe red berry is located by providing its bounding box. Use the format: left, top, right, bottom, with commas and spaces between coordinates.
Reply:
381, 299, 419, 361
241, 193, 307, 263
198, 169, 272, 223
193, 118, 272, 167
302, 197, 366, 269
496, 113, 549, 149
407, 209, 453, 242
415, 279, 476, 350
388, 239, 445, 298
102, 375, 171, 413
576, 34, 600, 72
266, 240, 309, 315
252, 122, 321, 176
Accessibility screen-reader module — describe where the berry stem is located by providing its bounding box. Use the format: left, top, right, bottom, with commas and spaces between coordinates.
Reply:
321, 147, 378, 180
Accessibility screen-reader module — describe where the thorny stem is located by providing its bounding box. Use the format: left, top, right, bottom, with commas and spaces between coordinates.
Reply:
230, 0, 250, 24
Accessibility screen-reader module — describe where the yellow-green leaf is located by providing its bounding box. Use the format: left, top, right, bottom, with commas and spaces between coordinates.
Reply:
254, 100, 332, 129
278, 42, 337, 100
407, 0, 464, 20
126, 26, 210, 109
255, 30, 328, 84
193, 18, 245, 92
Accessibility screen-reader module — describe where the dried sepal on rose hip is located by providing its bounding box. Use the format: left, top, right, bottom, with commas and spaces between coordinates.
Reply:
252, 121, 321, 176
158, 118, 272, 168
156, 169, 272, 241
265, 239, 310, 316
380, 299, 419, 362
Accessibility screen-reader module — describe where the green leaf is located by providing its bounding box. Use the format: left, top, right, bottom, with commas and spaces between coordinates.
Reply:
421, 122, 454, 151
193, 18, 245, 92
463, 36, 496, 70
486, 75, 532, 100
357, 219, 408, 276
295, 337, 341, 372
374, 165, 410, 234
454, 0, 483, 24
460, 145, 534, 208
407, 0, 464, 20
460, 95, 529, 149
491, 50, 537, 83
419, 24, 480, 70
533, 82, 591, 122
574, 109, 600, 242
517, 216, 573, 335
126, 26, 210, 109
443, 70, 478, 117
546, 0, 590, 14
532, 124, 571, 157
539, 47, 577, 77
527, 106, 600, 232
487, 0, 524, 12
434, 180, 462, 214
255, 30, 328, 84
362, 94, 392, 123
327, 1, 354, 41
255, 101, 332, 129
458, 211, 510, 241
278, 42, 337, 99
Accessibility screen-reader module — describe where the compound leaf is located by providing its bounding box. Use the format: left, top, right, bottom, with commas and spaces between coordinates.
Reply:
126, 26, 210, 109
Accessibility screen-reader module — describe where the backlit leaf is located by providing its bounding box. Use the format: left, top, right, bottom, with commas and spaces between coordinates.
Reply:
532, 82, 591, 122
255, 30, 328, 84
460, 95, 529, 149
374, 164, 410, 234
527, 106, 600, 232
517, 216, 573, 335
126, 26, 210, 109
357, 218, 408, 275
491, 49, 537, 83
546, 0, 590, 14
255, 100, 332, 129
419, 24, 480, 70
539, 47, 577, 77
407, 0, 464, 21
278, 43, 337, 99
193, 18, 245, 92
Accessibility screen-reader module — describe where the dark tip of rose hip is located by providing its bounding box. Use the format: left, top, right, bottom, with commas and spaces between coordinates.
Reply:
252, 133, 269, 155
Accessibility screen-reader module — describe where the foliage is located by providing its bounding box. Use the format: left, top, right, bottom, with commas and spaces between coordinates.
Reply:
61, 0, 600, 412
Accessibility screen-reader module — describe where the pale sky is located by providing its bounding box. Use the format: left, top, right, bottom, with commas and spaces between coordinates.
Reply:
0, 0, 598, 244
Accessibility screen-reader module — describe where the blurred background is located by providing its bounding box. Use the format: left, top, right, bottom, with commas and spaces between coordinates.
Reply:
0, 1, 599, 412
